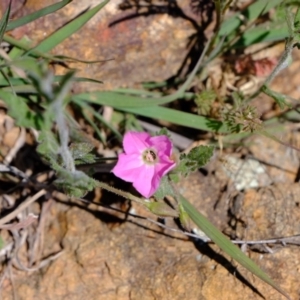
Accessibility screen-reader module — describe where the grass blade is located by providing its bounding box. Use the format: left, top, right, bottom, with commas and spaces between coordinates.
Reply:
74, 92, 227, 133
0, 1, 11, 44
6, 0, 72, 31
0, 90, 44, 128
73, 91, 170, 107
234, 25, 289, 47
73, 99, 122, 142
74, 90, 194, 108
54, 55, 113, 64
78, 107, 106, 144
219, 0, 282, 36
3, 35, 67, 61
29, 0, 109, 54
180, 195, 291, 300
3, 35, 111, 64
117, 106, 227, 133
0, 75, 102, 87
61, 76, 102, 84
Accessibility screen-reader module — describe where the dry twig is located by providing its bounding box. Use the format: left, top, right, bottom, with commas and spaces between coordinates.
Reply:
0, 189, 47, 226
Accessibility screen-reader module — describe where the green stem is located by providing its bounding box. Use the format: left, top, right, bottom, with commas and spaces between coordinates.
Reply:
264, 38, 293, 87
245, 6, 296, 103
214, 0, 222, 34
96, 180, 147, 206
222, 0, 234, 14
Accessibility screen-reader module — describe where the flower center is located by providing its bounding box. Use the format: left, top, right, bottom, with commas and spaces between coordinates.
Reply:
142, 149, 158, 165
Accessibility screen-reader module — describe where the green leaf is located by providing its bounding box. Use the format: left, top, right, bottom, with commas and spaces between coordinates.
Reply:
3, 35, 49, 59
174, 145, 214, 177
154, 127, 171, 138
294, 4, 300, 27
0, 57, 43, 74
219, 0, 283, 36
73, 99, 122, 142
54, 168, 97, 198
78, 105, 106, 144
215, 0, 285, 50
154, 176, 175, 200
0, 90, 45, 129
0, 1, 11, 45
70, 39, 208, 120
6, 0, 72, 31
180, 195, 291, 300
194, 89, 217, 116
72, 41, 210, 109
52, 70, 75, 103
74, 91, 171, 108
1, 85, 37, 94
69, 142, 97, 165
114, 88, 162, 97
29, 0, 109, 54
145, 201, 178, 218
0, 75, 102, 87
73, 90, 227, 133
261, 85, 291, 109
74, 92, 227, 132
58, 75, 102, 84
178, 203, 191, 231
234, 25, 289, 47
187, 145, 214, 167
37, 131, 60, 165
2, 34, 109, 63
119, 106, 226, 133
53, 55, 112, 64
7, 36, 31, 59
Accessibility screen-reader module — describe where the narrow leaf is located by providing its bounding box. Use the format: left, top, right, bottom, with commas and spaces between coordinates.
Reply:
219, 0, 283, 36
261, 85, 291, 109
6, 0, 72, 31
234, 25, 289, 48
73, 101, 122, 141
0, 75, 102, 87
0, 236, 4, 249
3, 34, 110, 64
29, 0, 109, 54
3, 34, 63, 61
180, 195, 291, 300
0, 1, 11, 44
115, 106, 228, 133
75, 91, 227, 132
73, 42, 209, 109
0, 90, 44, 128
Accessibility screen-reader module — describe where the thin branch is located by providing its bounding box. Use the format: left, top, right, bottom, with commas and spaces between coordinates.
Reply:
0, 164, 27, 179
232, 234, 300, 246
0, 189, 47, 226
0, 213, 38, 230
71, 194, 300, 248
95, 180, 147, 206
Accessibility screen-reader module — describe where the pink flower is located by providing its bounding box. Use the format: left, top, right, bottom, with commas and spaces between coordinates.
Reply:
112, 131, 176, 198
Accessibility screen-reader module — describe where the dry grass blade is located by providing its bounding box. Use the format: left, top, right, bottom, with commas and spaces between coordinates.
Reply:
29, 199, 52, 267
0, 189, 47, 226
0, 213, 38, 230
3, 127, 26, 165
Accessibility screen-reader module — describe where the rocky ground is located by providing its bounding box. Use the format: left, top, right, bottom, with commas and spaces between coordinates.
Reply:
1, 1, 300, 299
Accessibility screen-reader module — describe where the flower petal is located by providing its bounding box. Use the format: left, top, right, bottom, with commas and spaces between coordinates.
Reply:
149, 135, 173, 157
112, 153, 144, 182
113, 132, 176, 198
132, 165, 157, 198
155, 155, 176, 178
123, 131, 150, 154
